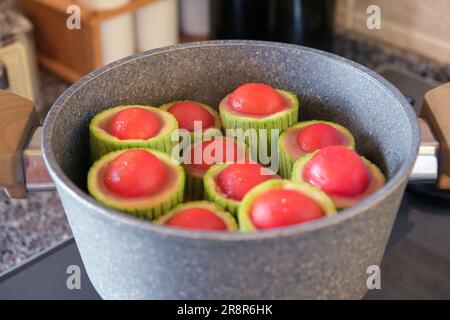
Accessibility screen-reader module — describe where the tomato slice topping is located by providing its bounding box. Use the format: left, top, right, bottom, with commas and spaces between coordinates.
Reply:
227, 83, 286, 116
303, 146, 370, 197
166, 208, 228, 231
296, 123, 344, 153
108, 107, 161, 140
217, 163, 276, 201
167, 101, 215, 132
103, 149, 168, 198
250, 189, 324, 230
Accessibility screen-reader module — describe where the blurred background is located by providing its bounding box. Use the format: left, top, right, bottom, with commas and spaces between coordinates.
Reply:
1, 0, 450, 299
2, 0, 450, 112
2, 0, 450, 117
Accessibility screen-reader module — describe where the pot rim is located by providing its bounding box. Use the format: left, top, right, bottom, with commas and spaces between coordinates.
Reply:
42, 40, 420, 241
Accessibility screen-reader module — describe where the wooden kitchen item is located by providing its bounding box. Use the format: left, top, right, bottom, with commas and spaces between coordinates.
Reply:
18, 0, 159, 83
0, 90, 38, 198
421, 83, 450, 189
79, 0, 130, 11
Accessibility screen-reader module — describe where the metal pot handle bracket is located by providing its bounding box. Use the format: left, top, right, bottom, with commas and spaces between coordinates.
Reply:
414, 83, 450, 189
0, 90, 53, 198
0, 84, 449, 199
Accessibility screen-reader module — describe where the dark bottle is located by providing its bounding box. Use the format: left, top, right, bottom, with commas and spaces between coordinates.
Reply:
210, 0, 335, 52
0, 61, 9, 90
270, 0, 335, 51
210, 0, 273, 40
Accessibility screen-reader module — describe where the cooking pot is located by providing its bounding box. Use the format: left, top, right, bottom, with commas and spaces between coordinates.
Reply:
1, 41, 449, 299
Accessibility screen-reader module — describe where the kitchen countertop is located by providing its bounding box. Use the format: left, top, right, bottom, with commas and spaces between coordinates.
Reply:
1, 34, 450, 275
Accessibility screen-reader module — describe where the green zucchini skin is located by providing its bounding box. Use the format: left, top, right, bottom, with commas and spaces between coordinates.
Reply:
87, 148, 185, 220
89, 105, 178, 162
157, 201, 238, 231
238, 179, 336, 232
278, 120, 355, 179
203, 163, 241, 216
219, 89, 299, 163
185, 174, 205, 201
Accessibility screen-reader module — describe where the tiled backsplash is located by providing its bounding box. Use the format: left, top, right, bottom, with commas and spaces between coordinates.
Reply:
335, 0, 450, 65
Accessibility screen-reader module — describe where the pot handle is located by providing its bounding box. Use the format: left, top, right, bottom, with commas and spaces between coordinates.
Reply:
0, 90, 40, 198
420, 82, 450, 189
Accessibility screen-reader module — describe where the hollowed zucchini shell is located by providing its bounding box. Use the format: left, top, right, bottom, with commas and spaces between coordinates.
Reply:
89, 105, 178, 162
87, 148, 185, 220
291, 151, 385, 209
203, 163, 241, 216
159, 100, 222, 140
182, 137, 251, 200
203, 162, 278, 216
157, 201, 238, 231
278, 120, 355, 179
219, 89, 299, 162
238, 179, 336, 232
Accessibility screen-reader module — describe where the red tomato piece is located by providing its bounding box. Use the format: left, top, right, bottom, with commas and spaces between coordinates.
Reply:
296, 123, 344, 153
303, 146, 370, 197
227, 83, 286, 116
166, 208, 228, 231
108, 107, 161, 140
167, 101, 215, 132
218, 163, 276, 201
250, 189, 324, 230
103, 149, 168, 198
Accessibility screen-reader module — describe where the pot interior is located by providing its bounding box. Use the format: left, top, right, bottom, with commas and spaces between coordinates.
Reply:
45, 42, 417, 201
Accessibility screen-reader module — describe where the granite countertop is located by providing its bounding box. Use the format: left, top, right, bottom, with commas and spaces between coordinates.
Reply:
1, 34, 450, 275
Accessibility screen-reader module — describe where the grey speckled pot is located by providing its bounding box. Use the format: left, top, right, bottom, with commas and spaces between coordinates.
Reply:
42, 41, 419, 299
